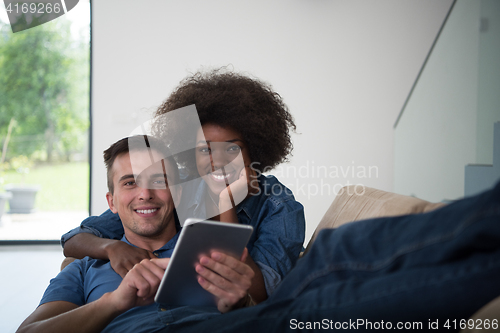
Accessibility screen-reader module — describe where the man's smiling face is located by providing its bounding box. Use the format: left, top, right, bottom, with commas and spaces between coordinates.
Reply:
106, 150, 178, 242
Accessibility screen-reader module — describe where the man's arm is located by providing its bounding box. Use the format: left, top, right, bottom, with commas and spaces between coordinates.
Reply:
63, 233, 155, 278
16, 298, 121, 333
18, 255, 253, 332
17, 259, 168, 333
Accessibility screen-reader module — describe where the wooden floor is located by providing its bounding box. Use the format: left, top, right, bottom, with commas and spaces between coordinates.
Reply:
0, 245, 64, 333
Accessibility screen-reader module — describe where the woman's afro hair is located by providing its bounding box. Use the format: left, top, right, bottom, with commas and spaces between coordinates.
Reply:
152, 68, 296, 176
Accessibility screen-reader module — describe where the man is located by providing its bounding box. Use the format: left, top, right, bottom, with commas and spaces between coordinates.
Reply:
17, 136, 254, 333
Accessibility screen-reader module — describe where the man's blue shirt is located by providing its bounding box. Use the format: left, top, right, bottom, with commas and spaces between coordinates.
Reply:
42, 235, 220, 333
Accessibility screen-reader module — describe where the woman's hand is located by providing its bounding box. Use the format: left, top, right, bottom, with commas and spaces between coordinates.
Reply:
105, 241, 157, 278
195, 248, 255, 313
219, 165, 259, 212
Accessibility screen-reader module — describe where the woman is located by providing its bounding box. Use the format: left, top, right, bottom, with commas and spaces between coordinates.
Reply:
62, 69, 305, 303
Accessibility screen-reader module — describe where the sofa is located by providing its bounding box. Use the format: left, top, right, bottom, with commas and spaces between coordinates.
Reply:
304, 185, 499, 332
61, 185, 500, 331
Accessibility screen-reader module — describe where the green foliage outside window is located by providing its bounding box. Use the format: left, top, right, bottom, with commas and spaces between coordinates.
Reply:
0, 18, 89, 164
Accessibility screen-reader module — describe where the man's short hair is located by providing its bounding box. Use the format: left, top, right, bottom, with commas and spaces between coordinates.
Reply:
103, 135, 179, 194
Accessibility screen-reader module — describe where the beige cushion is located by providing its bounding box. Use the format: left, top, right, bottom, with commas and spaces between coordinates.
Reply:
460, 296, 500, 332
61, 257, 76, 271
304, 185, 445, 253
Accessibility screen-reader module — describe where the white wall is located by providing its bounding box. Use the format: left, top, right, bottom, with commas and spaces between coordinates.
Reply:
91, 0, 453, 243
477, 0, 500, 164
394, 0, 500, 202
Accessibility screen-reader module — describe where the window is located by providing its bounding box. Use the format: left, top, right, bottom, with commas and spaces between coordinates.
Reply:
0, 0, 90, 242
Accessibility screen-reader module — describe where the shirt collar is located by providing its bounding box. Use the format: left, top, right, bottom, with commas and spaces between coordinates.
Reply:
180, 177, 206, 217
120, 231, 181, 253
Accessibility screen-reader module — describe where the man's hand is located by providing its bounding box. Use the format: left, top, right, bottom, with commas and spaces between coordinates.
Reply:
108, 258, 169, 312
195, 248, 255, 313
105, 241, 157, 278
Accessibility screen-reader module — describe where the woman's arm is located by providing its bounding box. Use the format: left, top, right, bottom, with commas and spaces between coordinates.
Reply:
232, 175, 306, 300
216, 205, 267, 303
61, 210, 154, 277
217, 167, 268, 303
64, 233, 155, 278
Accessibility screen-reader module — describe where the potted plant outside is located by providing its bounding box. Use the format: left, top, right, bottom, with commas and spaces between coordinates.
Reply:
1, 119, 41, 214
0, 170, 12, 225
0, 118, 15, 222
4, 155, 41, 214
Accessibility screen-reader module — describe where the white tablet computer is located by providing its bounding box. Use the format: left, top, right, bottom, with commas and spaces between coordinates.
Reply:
154, 219, 253, 307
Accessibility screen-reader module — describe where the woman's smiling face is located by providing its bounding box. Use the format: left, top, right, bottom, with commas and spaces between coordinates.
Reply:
195, 124, 251, 196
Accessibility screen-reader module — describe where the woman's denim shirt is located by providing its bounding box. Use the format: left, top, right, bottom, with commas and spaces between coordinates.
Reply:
61, 175, 305, 296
